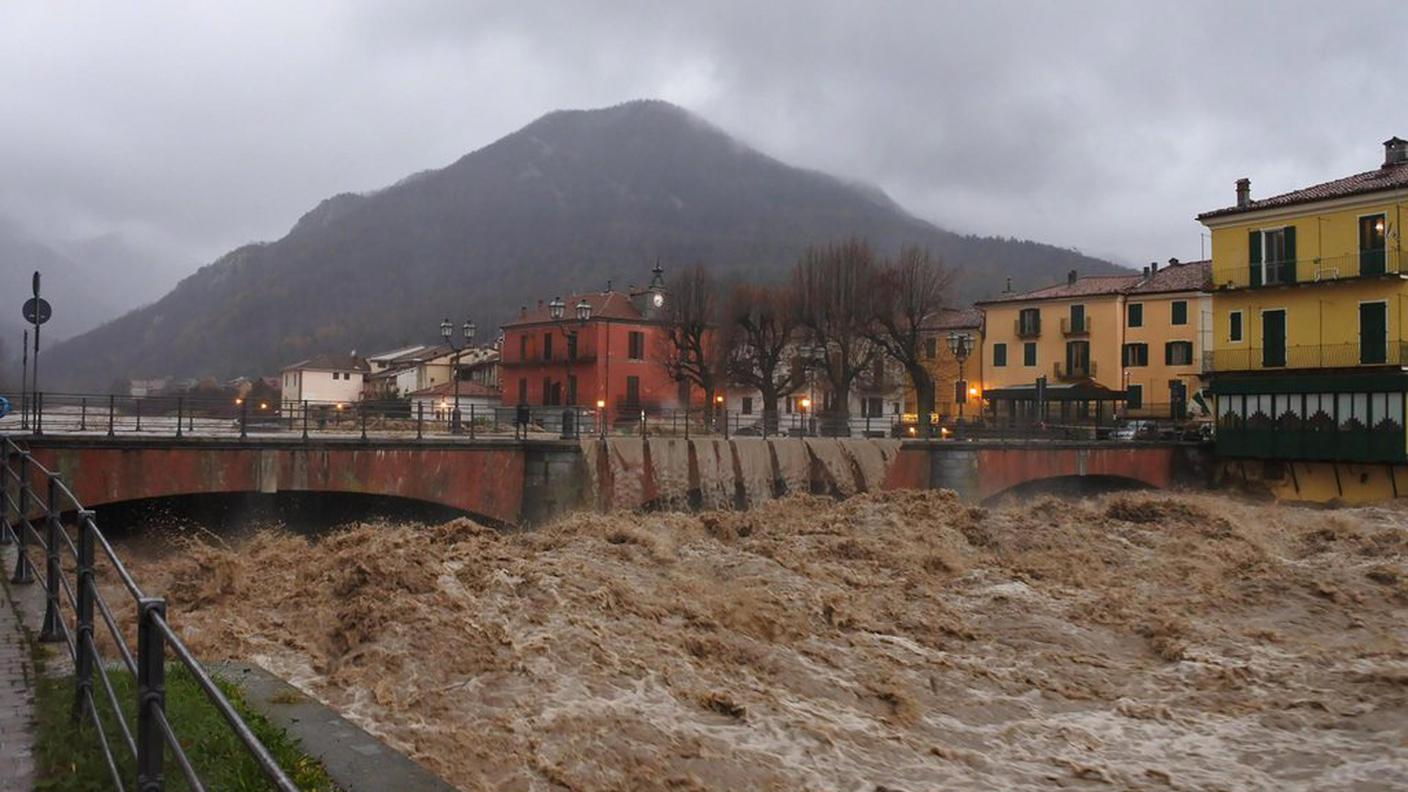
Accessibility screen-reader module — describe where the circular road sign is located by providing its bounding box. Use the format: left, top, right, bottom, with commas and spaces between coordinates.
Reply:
22, 297, 52, 325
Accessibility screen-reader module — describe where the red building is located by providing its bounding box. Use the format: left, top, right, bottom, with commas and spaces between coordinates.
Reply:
500, 267, 685, 415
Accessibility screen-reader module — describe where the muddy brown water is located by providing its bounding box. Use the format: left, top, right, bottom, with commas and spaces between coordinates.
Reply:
99, 491, 1407, 791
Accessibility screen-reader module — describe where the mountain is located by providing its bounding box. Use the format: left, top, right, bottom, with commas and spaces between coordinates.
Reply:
45, 100, 1126, 389
0, 218, 186, 346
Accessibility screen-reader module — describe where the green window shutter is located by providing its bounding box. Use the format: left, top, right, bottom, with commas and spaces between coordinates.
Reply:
1249, 230, 1263, 287
1172, 301, 1187, 325
1164, 342, 1173, 365
1283, 226, 1297, 282
1128, 303, 1142, 327
993, 343, 1007, 367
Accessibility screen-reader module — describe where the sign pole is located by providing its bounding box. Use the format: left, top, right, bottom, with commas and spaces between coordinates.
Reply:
20, 330, 28, 430
30, 272, 40, 412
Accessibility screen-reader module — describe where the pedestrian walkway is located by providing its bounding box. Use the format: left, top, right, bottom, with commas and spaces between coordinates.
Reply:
0, 545, 36, 792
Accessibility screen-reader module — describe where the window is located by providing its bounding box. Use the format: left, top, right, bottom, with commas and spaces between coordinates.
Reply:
785, 396, 795, 414
1023, 342, 1037, 367
1123, 343, 1149, 367
924, 337, 937, 360
1360, 302, 1387, 364
1065, 341, 1090, 376
1229, 311, 1243, 343
1126, 384, 1143, 409
1165, 341, 1194, 366
1127, 303, 1143, 328
1171, 300, 1188, 325
1018, 308, 1040, 336
541, 377, 553, 406
993, 342, 1008, 367
1261, 309, 1286, 367
567, 332, 578, 360
628, 331, 645, 360
517, 379, 527, 404
863, 397, 883, 417
625, 375, 641, 406
1250, 226, 1296, 286
741, 397, 753, 415
1360, 214, 1387, 275
1069, 304, 1086, 332
543, 333, 554, 361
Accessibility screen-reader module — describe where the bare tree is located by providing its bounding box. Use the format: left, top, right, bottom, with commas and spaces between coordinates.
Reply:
865, 246, 955, 438
659, 262, 729, 424
792, 239, 882, 435
727, 282, 804, 433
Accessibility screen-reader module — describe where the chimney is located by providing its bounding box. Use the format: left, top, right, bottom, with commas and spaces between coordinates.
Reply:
1385, 136, 1408, 167
1168, 257, 1179, 267
1142, 266, 1150, 278
537, 299, 543, 310
1003, 277, 1012, 293
1235, 177, 1251, 208
604, 279, 612, 294
1150, 260, 1159, 274
1067, 269, 1077, 286
519, 305, 527, 318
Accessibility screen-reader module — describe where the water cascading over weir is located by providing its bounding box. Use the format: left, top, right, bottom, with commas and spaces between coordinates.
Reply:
578, 437, 904, 512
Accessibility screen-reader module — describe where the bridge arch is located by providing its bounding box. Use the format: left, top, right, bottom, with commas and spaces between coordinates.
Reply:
980, 473, 1155, 504
23, 441, 528, 527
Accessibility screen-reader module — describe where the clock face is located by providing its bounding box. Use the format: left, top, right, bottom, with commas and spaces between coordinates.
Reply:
652, 293, 664, 308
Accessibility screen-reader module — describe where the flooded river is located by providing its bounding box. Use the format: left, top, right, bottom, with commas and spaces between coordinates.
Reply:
110, 491, 1407, 790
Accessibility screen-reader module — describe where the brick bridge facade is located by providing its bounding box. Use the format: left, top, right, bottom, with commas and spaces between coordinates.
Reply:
13, 437, 1212, 526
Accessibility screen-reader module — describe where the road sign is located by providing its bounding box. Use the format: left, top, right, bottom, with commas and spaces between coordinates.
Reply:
22, 297, 52, 325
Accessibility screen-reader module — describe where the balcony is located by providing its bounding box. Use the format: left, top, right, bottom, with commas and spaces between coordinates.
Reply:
1053, 360, 1096, 381
1014, 318, 1041, 338
1212, 249, 1404, 290
1060, 316, 1091, 336
1206, 342, 1408, 372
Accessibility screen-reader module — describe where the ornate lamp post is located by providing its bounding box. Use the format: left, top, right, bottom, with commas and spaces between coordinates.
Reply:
441, 316, 476, 433
547, 297, 592, 435
947, 331, 974, 436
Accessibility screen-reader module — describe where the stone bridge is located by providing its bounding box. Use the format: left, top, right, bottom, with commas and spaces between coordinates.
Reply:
11, 436, 1212, 526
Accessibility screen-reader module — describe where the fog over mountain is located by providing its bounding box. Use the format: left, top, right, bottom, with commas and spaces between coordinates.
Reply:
43, 100, 1124, 389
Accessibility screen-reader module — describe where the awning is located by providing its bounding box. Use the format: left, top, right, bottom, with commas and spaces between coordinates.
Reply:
983, 380, 1127, 401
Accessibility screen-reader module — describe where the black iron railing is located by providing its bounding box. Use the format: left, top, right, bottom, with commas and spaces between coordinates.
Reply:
1211, 249, 1405, 289
2, 436, 298, 791
1206, 342, 1408, 372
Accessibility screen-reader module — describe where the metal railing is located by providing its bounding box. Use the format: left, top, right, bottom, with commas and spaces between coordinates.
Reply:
1060, 316, 1091, 336
1053, 360, 1097, 380
1206, 341, 1408, 372
1211, 248, 1405, 289
2, 436, 298, 791
1014, 318, 1041, 338
1, 391, 912, 440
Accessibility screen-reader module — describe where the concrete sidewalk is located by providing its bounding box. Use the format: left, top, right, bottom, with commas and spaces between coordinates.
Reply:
0, 544, 36, 792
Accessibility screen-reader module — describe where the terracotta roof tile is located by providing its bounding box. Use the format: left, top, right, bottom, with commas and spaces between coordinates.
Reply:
408, 380, 500, 399
921, 307, 983, 330
282, 353, 369, 372
976, 274, 1140, 305
1198, 160, 1408, 220
1125, 260, 1210, 294
502, 291, 645, 326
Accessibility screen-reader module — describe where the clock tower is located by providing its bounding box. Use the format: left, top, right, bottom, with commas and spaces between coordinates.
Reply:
631, 261, 669, 320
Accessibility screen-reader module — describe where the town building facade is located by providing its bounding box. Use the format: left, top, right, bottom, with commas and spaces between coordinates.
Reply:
279, 352, 369, 411
499, 267, 681, 416
1199, 136, 1408, 501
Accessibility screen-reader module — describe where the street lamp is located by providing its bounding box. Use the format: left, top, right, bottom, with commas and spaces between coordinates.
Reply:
548, 296, 592, 435
947, 331, 974, 438
441, 315, 475, 433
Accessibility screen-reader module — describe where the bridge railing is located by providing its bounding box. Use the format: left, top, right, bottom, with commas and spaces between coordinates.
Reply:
1, 435, 299, 792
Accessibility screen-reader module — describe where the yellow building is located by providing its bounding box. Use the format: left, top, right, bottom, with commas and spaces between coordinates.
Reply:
904, 307, 984, 423
1198, 136, 1408, 501
975, 265, 1211, 425
1120, 260, 1213, 417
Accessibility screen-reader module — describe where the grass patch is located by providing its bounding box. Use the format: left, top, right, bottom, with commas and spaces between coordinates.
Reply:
34, 663, 339, 791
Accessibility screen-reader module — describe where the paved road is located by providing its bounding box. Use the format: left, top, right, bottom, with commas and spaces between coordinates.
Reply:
0, 545, 35, 791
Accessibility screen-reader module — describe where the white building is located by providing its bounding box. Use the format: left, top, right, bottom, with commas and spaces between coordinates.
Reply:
407, 380, 501, 422
280, 353, 369, 411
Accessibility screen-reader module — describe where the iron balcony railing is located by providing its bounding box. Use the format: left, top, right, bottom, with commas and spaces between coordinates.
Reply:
1014, 317, 1041, 338
1206, 341, 1408, 372
1053, 360, 1097, 380
1, 436, 298, 791
1211, 248, 1405, 290
1060, 316, 1091, 336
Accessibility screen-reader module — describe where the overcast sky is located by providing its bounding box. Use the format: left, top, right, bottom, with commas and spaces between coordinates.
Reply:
2, 0, 1405, 281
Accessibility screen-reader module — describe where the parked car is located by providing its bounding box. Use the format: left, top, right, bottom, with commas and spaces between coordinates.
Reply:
1112, 419, 1159, 441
